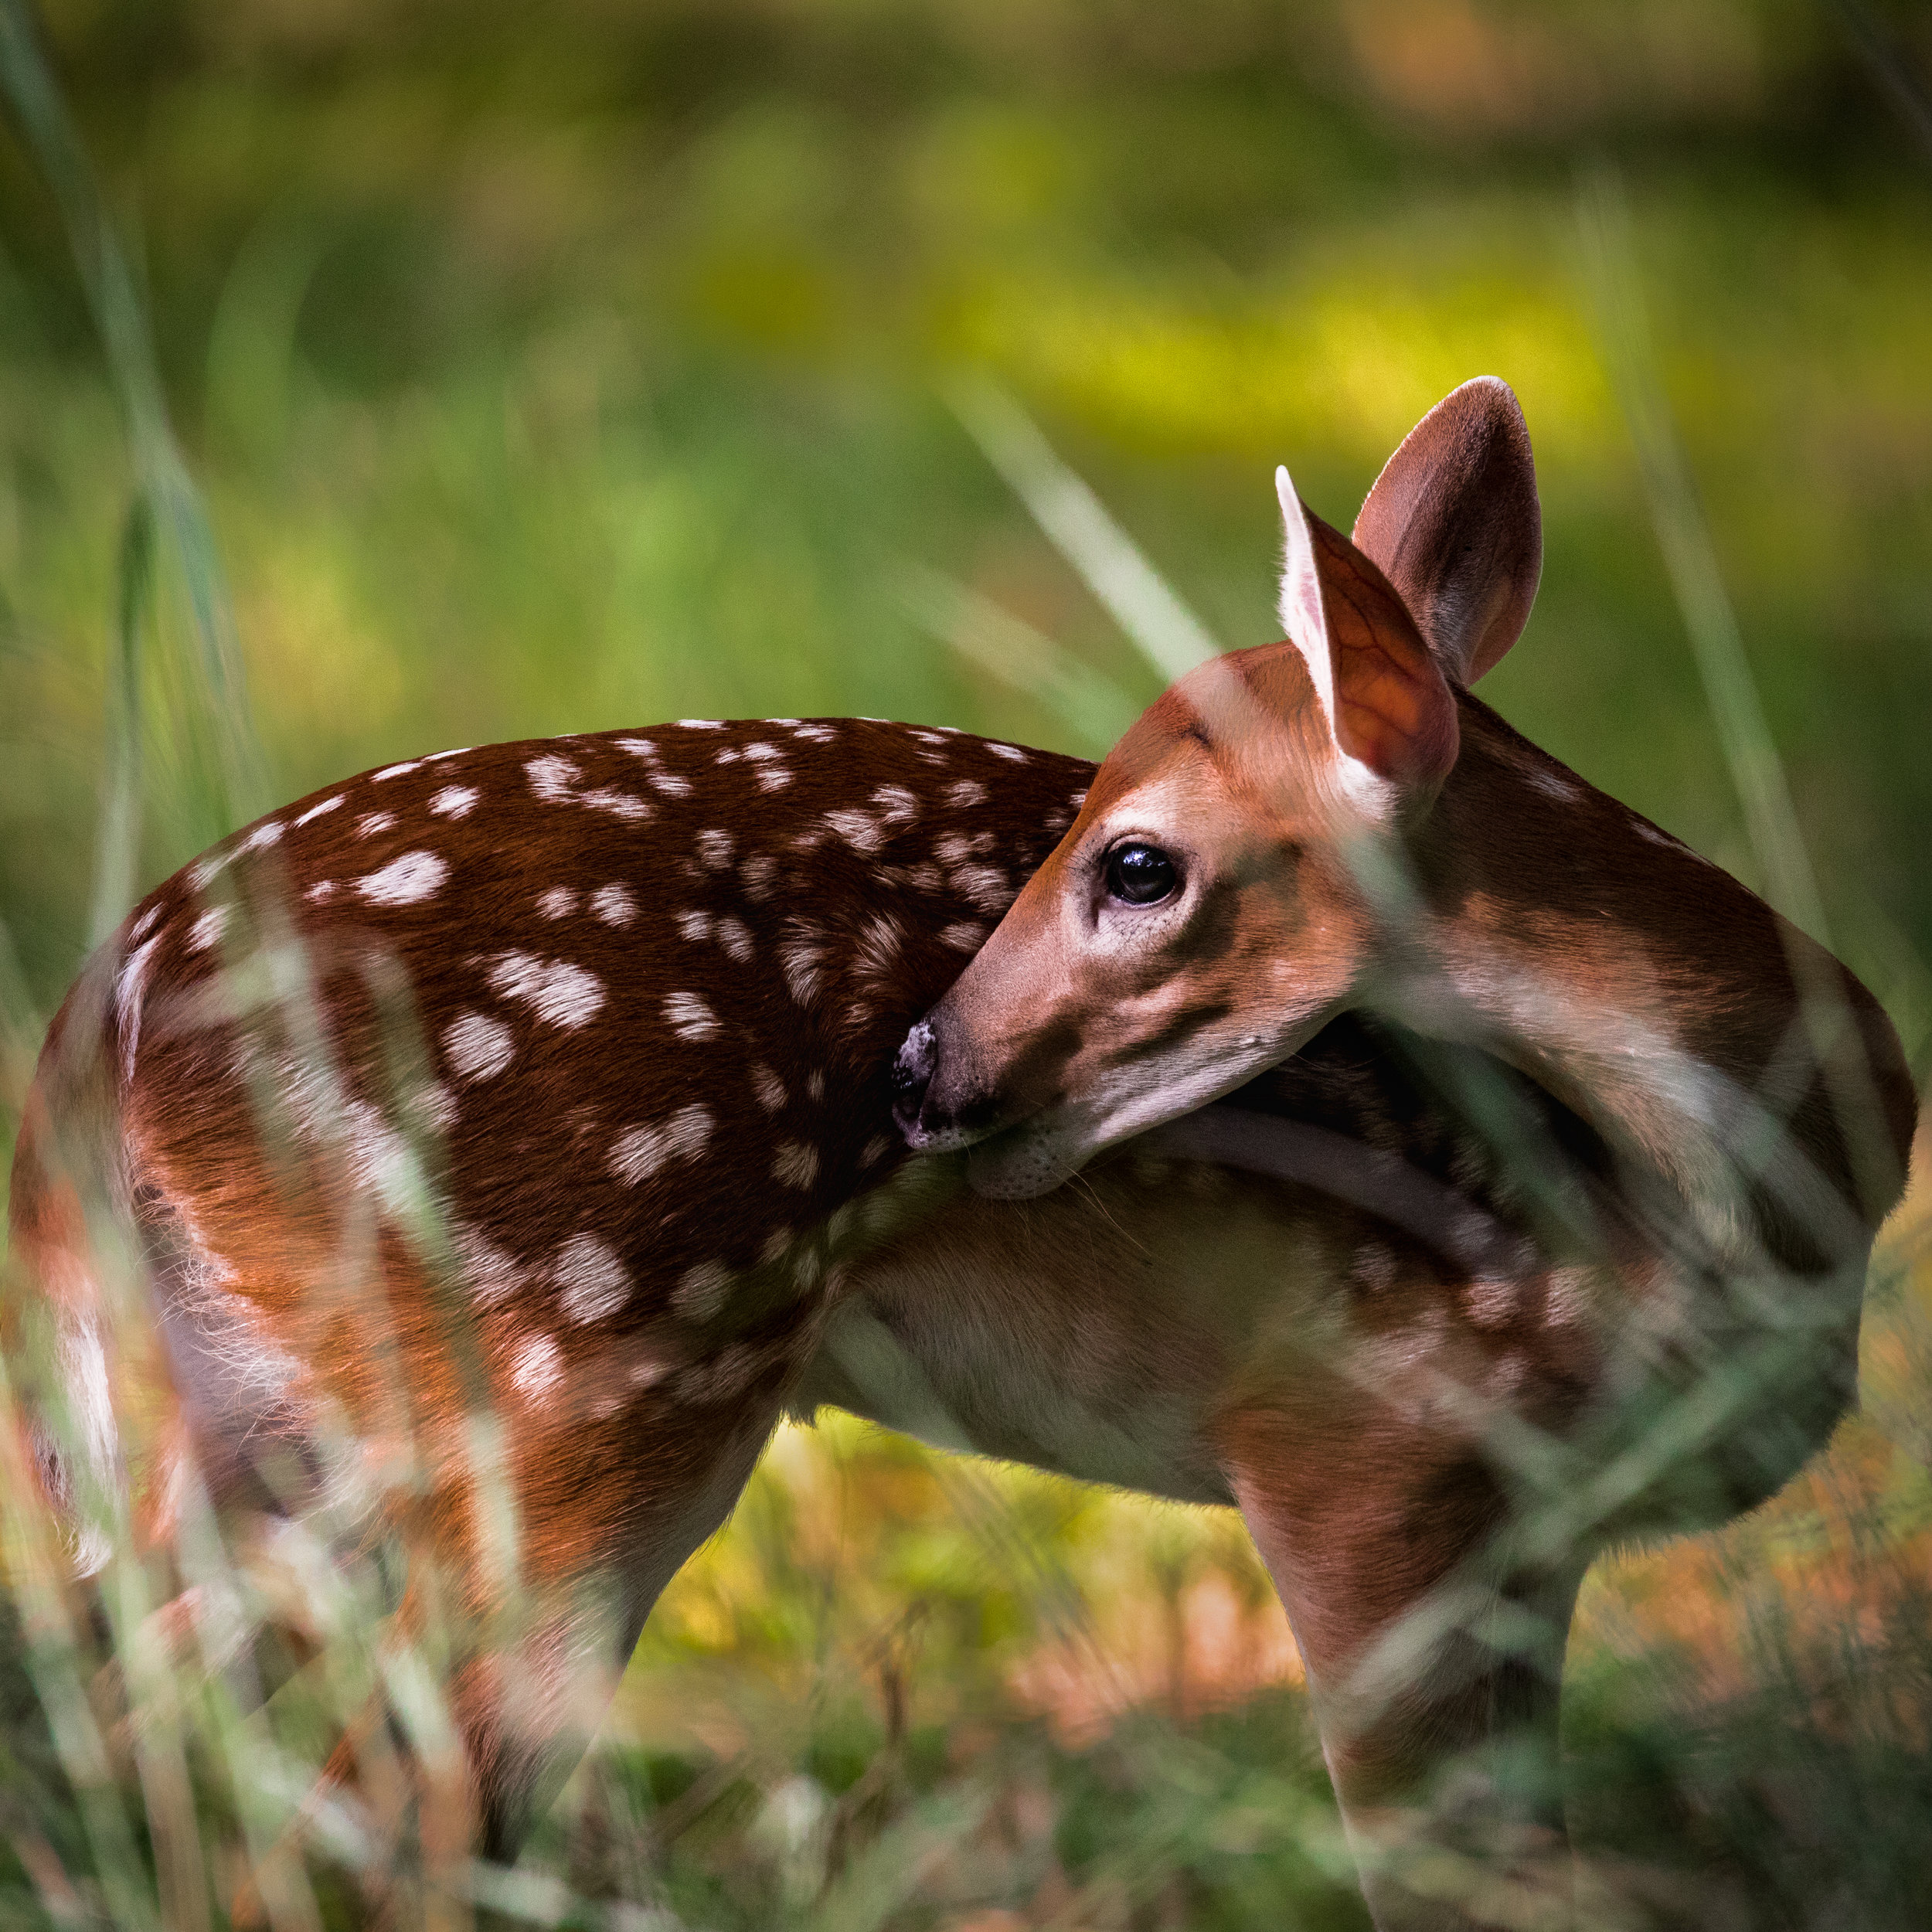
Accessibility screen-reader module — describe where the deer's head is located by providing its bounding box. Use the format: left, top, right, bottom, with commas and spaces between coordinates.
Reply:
893, 376, 1543, 1196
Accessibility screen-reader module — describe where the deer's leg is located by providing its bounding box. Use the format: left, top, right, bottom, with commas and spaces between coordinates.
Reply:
1220, 1401, 1580, 1932
392, 1383, 794, 1864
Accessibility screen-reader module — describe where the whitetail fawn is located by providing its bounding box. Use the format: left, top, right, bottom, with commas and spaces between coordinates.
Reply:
5, 379, 1910, 1930
893, 376, 1917, 1924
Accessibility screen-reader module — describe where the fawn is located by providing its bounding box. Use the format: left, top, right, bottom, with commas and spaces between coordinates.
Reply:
893, 376, 1917, 1923
6, 377, 1910, 1930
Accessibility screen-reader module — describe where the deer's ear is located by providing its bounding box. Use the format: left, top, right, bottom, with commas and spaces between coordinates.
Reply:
1275, 467, 1458, 803
1351, 375, 1542, 687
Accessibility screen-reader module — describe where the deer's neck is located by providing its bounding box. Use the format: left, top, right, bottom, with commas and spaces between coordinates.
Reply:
1400, 696, 1911, 1261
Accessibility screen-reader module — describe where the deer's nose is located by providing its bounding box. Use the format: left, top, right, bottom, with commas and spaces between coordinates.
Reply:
892, 1019, 941, 1142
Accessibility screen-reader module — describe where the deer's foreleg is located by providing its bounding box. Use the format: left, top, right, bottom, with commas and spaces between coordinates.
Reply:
1221, 1398, 1580, 1932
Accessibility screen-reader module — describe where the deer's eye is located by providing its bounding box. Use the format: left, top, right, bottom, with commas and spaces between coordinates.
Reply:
1104, 842, 1179, 906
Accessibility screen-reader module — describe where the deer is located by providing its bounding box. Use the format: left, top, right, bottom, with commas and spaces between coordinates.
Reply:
3, 378, 1906, 1932
12, 714, 1495, 1923
891, 375, 1919, 1923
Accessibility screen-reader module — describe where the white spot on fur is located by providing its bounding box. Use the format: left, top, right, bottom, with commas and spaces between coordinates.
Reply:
582, 786, 652, 821
454, 1223, 526, 1305
778, 930, 825, 1005
1526, 767, 1581, 802
678, 1342, 761, 1403
741, 854, 777, 900
538, 886, 578, 920
852, 913, 903, 984
512, 1335, 563, 1400
305, 880, 337, 903
375, 760, 423, 781
716, 916, 753, 964
750, 1065, 787, 1112
296, 794, 344, 828
526, 754, 581, 802
358, 851, 448, 905
411, 1081, 458, 1134
792, 722, 835, 743
617, 736, 655, 758
950, 863, 1013, 914
189, 906, 229, 952
935, 831, 992, 865
678, 719, 724, 730
676, 910, 712, 943
743, 741, 781, 762
673, 1260, 732, 1319
1464, 1276, 1521, 1328
939, 920, 985, 951
987, 742, 1028, 762
628, 1351, 672, 1393
757, 765, 794, 791
859, 1134, 891, 1167
129, 903, 162, 941
648, 770, 693, 797
945, 779, 987, 808
243, 820, 284, 853
665, 991, 720, 1041
356, 812, 396, 838
340, 1099, 416, 1203
1351, 1242, 1399, 1292
760, 1226, 794, 1263
445, 1011, 517, 1082
696, 828, 734, 869
485, 951, 604, 1029
825, 809, 884, 855
872, 784, 920, 825
189, 853, 228, 893
590, 883, 637, 925
610, 1104, 713, 1184
430, 784, 478, 818
773, 1141, 819, 1189
1546, 1267, 1592, 1328
556, 1234, 631, 1324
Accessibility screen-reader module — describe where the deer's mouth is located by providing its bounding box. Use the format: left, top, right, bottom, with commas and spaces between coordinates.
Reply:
961, 1117, 1086, 1199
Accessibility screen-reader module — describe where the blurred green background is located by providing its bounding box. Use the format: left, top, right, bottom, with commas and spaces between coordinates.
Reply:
5, 0, 1932, 1010
2, 2, 1932, 1926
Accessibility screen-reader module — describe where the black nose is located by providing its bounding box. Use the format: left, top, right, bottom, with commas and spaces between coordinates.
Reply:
892, 1019, 937, 1139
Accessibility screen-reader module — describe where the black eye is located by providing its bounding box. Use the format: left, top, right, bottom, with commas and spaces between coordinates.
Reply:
1104, 842, 1179, 906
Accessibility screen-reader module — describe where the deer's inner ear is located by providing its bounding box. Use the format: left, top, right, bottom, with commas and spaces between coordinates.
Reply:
1351, 374, 1543, 688
1275, 470, 1459, 802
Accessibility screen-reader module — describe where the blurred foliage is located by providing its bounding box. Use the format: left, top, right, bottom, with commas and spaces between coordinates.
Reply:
2, 0, 1931, 1925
